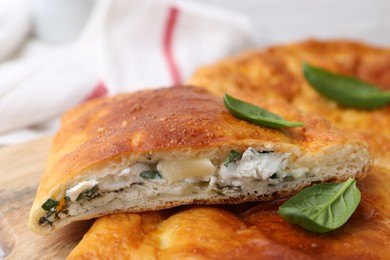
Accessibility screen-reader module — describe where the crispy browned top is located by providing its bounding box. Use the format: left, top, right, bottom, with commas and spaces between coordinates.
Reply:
34, 86, 351, 206
67, 166, 390, 260
189, 39, 390, 166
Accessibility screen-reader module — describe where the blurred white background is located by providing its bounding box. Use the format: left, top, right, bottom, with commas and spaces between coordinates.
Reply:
198, 0, 390, 46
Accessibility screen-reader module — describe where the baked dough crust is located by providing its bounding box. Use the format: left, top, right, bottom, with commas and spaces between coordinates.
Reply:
189, 39, 390, 167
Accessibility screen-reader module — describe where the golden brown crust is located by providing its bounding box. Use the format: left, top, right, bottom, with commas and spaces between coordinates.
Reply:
188, 39, 390, 167
67, 166, 390, 260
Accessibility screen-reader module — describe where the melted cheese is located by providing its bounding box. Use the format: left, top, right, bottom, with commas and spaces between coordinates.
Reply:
64, 148, 294, 214
157, 158, 216, 183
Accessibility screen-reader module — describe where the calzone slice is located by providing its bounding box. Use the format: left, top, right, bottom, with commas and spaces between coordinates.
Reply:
29, 86, 370, 235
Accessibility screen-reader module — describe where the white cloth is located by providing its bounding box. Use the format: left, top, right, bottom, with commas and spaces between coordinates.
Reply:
0, 0, 254, 145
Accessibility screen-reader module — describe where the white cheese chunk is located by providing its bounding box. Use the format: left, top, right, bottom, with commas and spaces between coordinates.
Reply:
157, 158, 216, 183
219, 147, 290, 182
66, 179, 99, 202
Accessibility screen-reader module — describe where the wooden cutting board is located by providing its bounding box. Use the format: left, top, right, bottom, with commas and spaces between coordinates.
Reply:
0, 137, 93, 260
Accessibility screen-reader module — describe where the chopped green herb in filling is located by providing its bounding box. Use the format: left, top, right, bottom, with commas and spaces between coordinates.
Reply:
76, 185, 100, 201
40, 199, 61, 226
140, 170, 162, 180
224, 150, 242, 167
41, 198, 59, 211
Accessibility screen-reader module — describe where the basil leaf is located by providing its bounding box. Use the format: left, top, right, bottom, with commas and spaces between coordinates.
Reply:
140, 170, 162, 180
41, 198, 59, 211
279, 178, 361, 233
223, 94, 304, 128
302, 63, 390, 109
224, 150, 241, 167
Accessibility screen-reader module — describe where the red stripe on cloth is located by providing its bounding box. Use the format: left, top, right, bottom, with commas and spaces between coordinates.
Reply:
163, 6, 182, 85
83, 82, 108, 101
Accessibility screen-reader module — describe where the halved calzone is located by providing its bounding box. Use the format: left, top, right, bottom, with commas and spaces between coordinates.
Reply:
29, 86, 370, 235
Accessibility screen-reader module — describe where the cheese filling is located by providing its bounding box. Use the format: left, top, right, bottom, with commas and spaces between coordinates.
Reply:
64, 148, 294, 202
157, 158, 216, 183
40, 147, 303, 225
219, 148, 290, 183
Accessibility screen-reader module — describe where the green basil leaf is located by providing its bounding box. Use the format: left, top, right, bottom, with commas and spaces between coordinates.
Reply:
223, 94, 304, 128
41, 198, 59, 211
224, 150, 242, 167
279, 178, 361, 233
140, 170, 162, 180
302, 63, 390, 109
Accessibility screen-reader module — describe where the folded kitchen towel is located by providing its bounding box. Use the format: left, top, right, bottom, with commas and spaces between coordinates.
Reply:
0, 0, 254, 145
